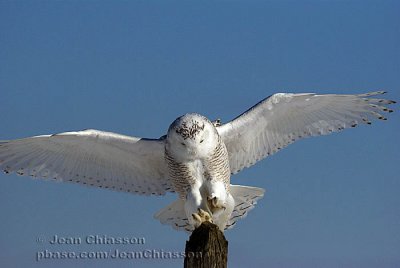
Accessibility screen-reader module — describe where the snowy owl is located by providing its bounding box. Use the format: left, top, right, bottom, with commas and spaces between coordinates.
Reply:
0, 91, 395, 232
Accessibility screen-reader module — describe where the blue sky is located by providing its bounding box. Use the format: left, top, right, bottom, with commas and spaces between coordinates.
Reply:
0, 1, 399, 267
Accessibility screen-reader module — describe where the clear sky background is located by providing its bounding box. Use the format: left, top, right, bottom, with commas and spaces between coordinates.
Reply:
0, 1, 399, 267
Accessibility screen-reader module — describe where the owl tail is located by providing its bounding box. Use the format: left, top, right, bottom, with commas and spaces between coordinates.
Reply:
154, 184, 265, 232
154, 198, 194, 232
224, 185, 265, 230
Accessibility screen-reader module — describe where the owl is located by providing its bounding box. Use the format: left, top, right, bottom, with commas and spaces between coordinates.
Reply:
0, 91, 395, 232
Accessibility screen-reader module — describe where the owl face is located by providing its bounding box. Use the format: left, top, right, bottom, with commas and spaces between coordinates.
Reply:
166, 113, 219, 161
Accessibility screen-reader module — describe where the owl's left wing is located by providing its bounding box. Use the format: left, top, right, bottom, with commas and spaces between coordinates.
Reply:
217, 91, 395, 174
0, 129, 173, 195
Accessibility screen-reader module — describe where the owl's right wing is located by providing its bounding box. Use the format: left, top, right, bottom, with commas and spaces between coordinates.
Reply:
0, 129, 174, 195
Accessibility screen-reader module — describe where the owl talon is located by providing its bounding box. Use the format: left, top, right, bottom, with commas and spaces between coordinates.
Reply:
192, 208, 212, 228
207, 196, 226, 211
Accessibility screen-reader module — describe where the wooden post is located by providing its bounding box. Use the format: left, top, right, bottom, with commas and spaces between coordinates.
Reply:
184, 222, 228, 268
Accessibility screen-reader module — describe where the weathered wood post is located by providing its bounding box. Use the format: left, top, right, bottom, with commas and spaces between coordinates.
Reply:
184, 222, 228, 268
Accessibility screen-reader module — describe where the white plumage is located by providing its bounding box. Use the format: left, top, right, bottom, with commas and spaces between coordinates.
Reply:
0, 130, 171, 195
0, 91, 395, 232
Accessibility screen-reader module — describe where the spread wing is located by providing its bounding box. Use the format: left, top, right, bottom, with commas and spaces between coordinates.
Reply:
0, 129, 173, 195
217, 91, 395, 174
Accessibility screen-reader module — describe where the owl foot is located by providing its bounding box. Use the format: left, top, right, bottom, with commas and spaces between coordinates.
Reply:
207, 196, 226, 213
192, 208, 212, 228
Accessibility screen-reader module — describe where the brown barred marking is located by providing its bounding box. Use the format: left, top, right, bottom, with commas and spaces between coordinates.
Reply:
165, 136, 231, 200
165, 150, 196, 199
175, 120, 205, 140
204, 136, 231, 193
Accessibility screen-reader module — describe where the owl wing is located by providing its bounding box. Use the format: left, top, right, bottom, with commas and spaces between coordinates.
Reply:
0, 129, 173, 195
217, 91, 395, 174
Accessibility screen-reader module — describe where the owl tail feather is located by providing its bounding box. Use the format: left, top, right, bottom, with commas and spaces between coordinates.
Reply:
154, 184, 265, 233
154, 198, 193, 232
225, 185, 265, 230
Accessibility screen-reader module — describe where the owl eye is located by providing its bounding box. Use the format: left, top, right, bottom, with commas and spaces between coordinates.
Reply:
181, 142, 186, 146
200, 139, 204, 143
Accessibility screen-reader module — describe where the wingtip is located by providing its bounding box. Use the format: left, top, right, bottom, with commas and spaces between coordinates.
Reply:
358, 90, 387, 97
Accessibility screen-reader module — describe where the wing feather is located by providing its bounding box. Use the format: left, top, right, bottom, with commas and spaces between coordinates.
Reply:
217, 91, 395, 174
0, 129, 173, 195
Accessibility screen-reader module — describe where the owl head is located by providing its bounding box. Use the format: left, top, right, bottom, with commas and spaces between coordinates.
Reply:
166, 113, 219, 161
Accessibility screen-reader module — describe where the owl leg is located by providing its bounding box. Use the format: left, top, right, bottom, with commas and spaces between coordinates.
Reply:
185, 188, 213, 229
212, 193, 234, 231
206, 180, 228, 213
